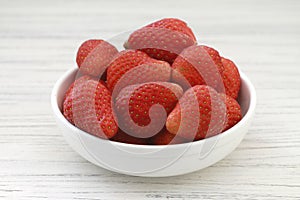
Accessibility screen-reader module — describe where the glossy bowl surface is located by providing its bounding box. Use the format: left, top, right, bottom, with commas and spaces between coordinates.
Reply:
51, 67, 256, 177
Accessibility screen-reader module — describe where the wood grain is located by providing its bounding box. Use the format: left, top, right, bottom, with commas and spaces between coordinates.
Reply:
0, 0, 299, 199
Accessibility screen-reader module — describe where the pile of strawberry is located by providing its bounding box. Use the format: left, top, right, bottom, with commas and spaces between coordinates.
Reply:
63, 18, 242, 145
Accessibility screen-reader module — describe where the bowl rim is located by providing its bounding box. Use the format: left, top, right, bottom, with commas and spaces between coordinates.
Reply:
51, 67, 256, 150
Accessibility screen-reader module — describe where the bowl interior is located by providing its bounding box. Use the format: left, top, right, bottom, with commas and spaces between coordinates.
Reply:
51, 67, 256, 147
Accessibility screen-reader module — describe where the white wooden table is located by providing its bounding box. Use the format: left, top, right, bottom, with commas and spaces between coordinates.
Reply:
1, 0, 299, 199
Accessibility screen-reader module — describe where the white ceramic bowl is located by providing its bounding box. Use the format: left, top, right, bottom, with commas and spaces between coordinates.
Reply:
51, 68, 256, 177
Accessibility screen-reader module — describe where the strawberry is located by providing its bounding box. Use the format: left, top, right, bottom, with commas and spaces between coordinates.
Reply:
110, 129, 148, 145
220, 94, 242, 131
76, 39, 118, 78
172, 45, 224, 91
115, 82, 183, 138
218, 57, 241, 99
149, 128, 188, 145
63, 81, 76, 124
106, 50, 171, 94
124, 18, 196, 64
63, 76, 118, 139
166, 85, 226, 140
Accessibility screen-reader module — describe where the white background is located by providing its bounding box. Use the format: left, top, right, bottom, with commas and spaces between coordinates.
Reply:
0, 0, 299, 199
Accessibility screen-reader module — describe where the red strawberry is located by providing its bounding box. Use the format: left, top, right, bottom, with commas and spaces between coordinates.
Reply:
63, 76, 118, 139
149, 128, 188, 145
124, 18, 196, 64
110, 129, 148, 145
218, 57, 241, 99
115, 82, 183, 138
220, 94, 242, 131
166, 85, 226, 140
63, 81, 76, 124
172, 45, 224, 91
107, 50, 171, 94
76, 39, 118, 78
